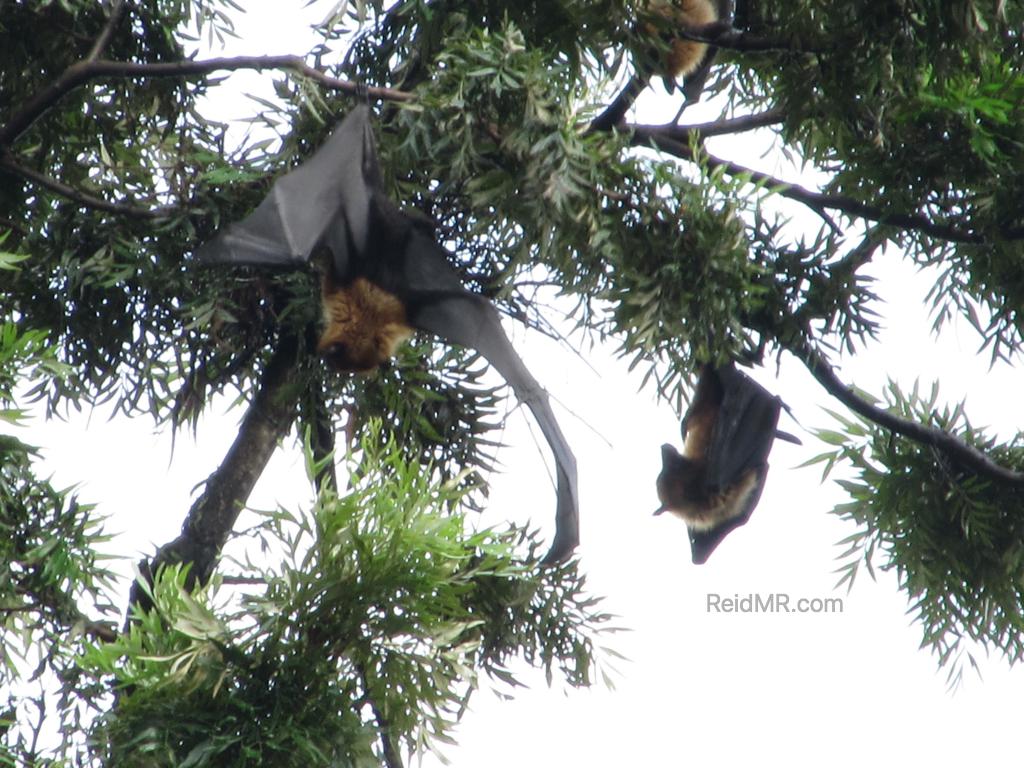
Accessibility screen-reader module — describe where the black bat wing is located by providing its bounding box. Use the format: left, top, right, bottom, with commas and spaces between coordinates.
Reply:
195, 105, 375, 277
687, 463, 767, 564
403, 230, 578, 564
703, 363, 781, 492
351, 136, 579, 563
686, 363, 780, 564
197, 106, 578, 562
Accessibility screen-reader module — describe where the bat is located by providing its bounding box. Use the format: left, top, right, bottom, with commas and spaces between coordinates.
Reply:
644, 0, 732, 101
654, 362, 795, 564
196, 105, 578, 564
589, 0, 731, 131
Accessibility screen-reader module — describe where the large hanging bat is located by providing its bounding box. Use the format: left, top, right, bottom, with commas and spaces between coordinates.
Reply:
654, 362, 795, 564
196, 105, 578, 563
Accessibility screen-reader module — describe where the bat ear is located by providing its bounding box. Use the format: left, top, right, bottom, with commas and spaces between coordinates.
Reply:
660, 443, 681, 465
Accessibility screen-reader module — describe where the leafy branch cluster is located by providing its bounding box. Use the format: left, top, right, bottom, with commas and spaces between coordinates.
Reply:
0, 434, 117, 763
816, 381, 1024, 686
1, 0, 1024, 762
82, 431, 612, 767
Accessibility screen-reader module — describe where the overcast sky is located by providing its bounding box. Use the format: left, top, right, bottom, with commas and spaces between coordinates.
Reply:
19, 4, 1024, 765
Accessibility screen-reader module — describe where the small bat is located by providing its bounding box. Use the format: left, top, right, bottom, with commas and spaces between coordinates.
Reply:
644, 0, 732, 101
654, 362, 795, 564
196, 105, 578, 563
589, 0, 731, 131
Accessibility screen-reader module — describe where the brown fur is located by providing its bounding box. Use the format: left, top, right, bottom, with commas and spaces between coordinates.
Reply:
681, 386, 716, 460
658, 464, 759, 529
646, 0, 720, 80
316, 276, 413, 372
655, 364, 757, 527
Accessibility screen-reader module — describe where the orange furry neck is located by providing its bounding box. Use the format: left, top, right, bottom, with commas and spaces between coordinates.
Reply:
317, 277, 414, 372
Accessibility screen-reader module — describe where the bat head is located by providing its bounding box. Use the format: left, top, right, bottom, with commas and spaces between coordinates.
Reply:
318, 277, 414, 373
318, 322, 414, 373
655, 443, 703, 516
319, 339, 386, 373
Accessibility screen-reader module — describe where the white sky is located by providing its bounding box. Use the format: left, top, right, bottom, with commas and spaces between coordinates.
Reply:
15, 4, 1024, 766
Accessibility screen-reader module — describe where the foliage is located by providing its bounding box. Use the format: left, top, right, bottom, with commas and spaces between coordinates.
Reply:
0, 433, 116, 760
740, 0, 1024, 350
81, 431, 611, 767
1, 0, 1023, 762
813, 383, 1024, 688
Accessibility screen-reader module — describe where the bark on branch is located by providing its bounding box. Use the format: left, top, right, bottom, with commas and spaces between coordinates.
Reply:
668, 22, 829, 55
0, 55, 412, 148
789, 339, 1024, 485
356, 660, 405, 768
630, 109, 785, 140
0, 152, 172, 219
129, 335, 301, 613
628, 128, 1024, 244
85, 0, 127, 62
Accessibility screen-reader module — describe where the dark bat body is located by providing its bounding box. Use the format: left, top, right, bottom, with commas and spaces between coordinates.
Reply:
655, 363, 788, 564
196, 105, 578, 563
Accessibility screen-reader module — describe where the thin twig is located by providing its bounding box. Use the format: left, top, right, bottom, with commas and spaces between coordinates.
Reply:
83, 619, 118, 643
220, 575, 267, 586
630, 108, 785, 141
628, 128, 1019, 244
356, 661, 404, 768
0, 55, 413, 148
0, 152, 172, 218
85, 0, 128, 62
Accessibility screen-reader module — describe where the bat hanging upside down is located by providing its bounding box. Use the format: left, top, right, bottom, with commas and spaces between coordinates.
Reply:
643, 0, 732, 98
654, 362, 798, 564
196, 105, 579, 564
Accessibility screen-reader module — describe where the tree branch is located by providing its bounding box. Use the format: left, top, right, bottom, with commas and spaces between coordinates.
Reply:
3, 591, 118, 643
0, 55, 413, 148
299, 375, 339, 494
789, 338, 1024, 485
586, 15, 820, 133
627, 127, 1012, 244
630, 108, 785, 141
85, 0, 128, 62
82, 618, 118, 643
588, 76, 644, 133
357, 661, 405, 768
671, 22, 829, 55
0, 152, 172, 218
129, 335, 300, 613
